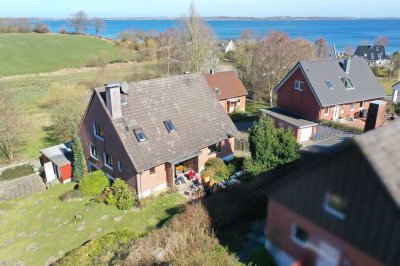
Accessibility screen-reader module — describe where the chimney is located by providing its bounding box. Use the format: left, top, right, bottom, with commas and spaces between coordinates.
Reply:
210, 68, 216, 75
105, 83, 122, 119
343, 58, 351, 74
364, 100, 386, 132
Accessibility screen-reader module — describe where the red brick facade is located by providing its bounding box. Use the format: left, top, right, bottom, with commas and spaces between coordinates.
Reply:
219, 96, 247, 113
266, 199, 383, 266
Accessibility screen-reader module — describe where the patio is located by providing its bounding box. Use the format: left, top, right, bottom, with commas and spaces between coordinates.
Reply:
339, 118, 366, 130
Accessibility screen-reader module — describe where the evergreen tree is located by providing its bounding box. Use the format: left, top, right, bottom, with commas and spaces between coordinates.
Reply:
71, 134, 86, 182
245, 118, 300, 176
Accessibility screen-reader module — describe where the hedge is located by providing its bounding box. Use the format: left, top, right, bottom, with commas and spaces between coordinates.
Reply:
79, 170, 109, 196
319, 119, 364, 134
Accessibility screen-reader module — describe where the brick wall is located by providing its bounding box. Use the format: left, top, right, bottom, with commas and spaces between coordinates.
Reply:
266, 199, 382, 266
137, 164, 168, 197
319, 100, 375, 121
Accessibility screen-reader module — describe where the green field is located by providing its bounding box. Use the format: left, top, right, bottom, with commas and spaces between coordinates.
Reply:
0, 183, 186, 266
0, 33, 120, 76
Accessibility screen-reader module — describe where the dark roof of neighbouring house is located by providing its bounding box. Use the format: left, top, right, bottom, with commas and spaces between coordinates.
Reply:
266, 119, 400, 207
260, 107, 318, 128
313, 44, 337, 59
95, 74, 239, 172
354, 45, 388, 61
274, 57, 386, 107
392, 81, 400, 90
204, 71, 248, 101
40, 142, 72, 166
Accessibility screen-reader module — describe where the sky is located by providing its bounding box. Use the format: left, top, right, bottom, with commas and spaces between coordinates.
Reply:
0, 0, 399, 18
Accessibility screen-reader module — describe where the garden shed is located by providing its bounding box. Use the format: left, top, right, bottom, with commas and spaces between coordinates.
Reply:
40, 142, 73, 183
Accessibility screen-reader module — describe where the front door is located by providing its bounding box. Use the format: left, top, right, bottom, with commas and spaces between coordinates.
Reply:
316, 241, 340, 266
44, 162, 56, 182
333, 105, 340, 120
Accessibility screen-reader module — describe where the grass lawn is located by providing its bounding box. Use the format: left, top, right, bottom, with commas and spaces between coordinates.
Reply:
0, 33, 121, 77
0, 164, 34, 181
1, 62, 158, 161
378, 77, 399, 95
0, 183, 186, 266
231, 100, 270, 123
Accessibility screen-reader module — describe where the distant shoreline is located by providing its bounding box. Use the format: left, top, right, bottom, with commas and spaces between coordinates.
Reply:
20, 16, 400, 21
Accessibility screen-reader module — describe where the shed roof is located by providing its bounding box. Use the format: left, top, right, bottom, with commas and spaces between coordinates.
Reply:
260, 107, 318, 128
40, 142, 72, 166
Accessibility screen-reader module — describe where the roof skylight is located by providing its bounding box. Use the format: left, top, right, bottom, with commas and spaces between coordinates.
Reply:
325, 80, 334, 90
134, 128, 147, 142
164, 120, 176, 133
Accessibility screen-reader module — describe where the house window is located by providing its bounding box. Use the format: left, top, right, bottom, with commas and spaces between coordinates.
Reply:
89, 143, 98, 159
324, 107, 330, 116
215, 88, 221, 95
118, 161, 122, 172
291, 224, 309, 247
325, 80, 334, 90
89, 163, 98, 172
294, 80, 304, 91
164, 120, 176, 133
150, 167, 156, 175
359, 101, 365, 109
134, 128, 147, 142
93, 123, 104, 140
323, 192, 347, 220
350, 102, 355, 111
371, 53, 374, 60
208, 142, 221, 154
104, 152, 113, 169
340, 77, 354, 89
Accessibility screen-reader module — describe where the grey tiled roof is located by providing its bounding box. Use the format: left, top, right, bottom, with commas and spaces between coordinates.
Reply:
355, 120, 400, 206
299, 57, 386, 107
97, 74, 239, 172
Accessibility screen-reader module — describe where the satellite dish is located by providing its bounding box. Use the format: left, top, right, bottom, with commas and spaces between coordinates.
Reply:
121, 81, 129, 95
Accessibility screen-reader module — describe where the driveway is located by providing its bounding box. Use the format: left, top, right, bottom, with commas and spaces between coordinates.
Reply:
0, 174, 46, 201
234, 121, 255, 133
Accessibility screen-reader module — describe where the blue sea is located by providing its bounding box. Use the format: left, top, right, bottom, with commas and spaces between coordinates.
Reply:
30, 19, 400, 53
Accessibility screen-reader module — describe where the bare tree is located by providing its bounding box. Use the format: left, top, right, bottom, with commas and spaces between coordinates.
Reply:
344, 45, 354, 57
0, 86, 27, 160
92, 17, 105, 36
375, 36, 389, 46
182, 2, 215, 73
158, 28, 181, 75
70, 11, 89, 34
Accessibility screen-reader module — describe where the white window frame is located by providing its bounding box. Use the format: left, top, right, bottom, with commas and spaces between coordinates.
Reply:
89, 143, 98, 160
324, 107, 330, 116
88, 162, 100, 172
118, 161, 122, 172
103, 152, 114, 170
291, 224, 309, 248
323, 193, 346, 220
350, 102, 355, 111
294, 80, 304, 91
93, 123, 104, 141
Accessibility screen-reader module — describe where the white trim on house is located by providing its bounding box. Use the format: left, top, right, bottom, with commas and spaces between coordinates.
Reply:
139, 182, 167, 198
323, 193, 346, 220
93, 123, 104, 141
89, 143, 99, 160
103, 152, 114, 170
294, 80, 304, 91
290, 224, 309, 248
118, 161, 122, 172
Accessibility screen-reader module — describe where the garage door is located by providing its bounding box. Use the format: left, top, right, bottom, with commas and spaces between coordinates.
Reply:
299, 127, 313, 142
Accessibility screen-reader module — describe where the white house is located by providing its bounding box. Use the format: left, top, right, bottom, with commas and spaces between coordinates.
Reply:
225, 39, 236, 53
392, 82, 400, 103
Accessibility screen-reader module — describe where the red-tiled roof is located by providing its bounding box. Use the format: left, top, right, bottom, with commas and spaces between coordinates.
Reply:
204, 71, 248, 101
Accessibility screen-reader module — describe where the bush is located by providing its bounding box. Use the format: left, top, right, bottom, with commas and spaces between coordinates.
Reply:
103, 178, 138, 210
56, 230, 141, 266
203, 158, 230, 181
59, 189, 82, 202
248, 244, 277, 266
394, 102, 400, 116
79, 170, 109, 196
319, 119, 364, 134
0, 164, 34, 181
72, 135, 87, 182
32, 23, 50, 33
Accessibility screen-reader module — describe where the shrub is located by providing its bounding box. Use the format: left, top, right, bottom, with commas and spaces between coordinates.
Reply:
32, 23, 50, 33
59, 189, 82, 202
56, 230, 141, 266
0, 164, 34, 181
79, 170, 109, 196
248, 244, 277, 266
394, 102, 400, 116
319, 119, 364, 134
203, 158, 230, 181
104, 178, 138, 210
72, 135, 86, 182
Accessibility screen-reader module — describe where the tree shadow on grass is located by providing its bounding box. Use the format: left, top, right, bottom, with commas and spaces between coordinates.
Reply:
156, 204, 186, 228
42, 125, 63, 147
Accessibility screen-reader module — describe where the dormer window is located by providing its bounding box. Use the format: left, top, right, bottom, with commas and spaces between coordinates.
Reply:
164, 120, 176, 133
325, 80, 334, 90
215, 88, 221, 95
134, 128, 147, 142
294, 80, 304, 91
340, 77, 354, 89
121, 97, 127, 105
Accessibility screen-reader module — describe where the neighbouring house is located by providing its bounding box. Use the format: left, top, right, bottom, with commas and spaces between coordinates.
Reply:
204, 70, 248, 114
224, 39, 236, 53
40, 143, 72, 183
268, 57, 386, 141
78, 74, 238, 198
265, 120, 400, 266
313, 42, 337, 59
259, 108, 318, 143
354, 45, 390, 67
392, 81, 400, 103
